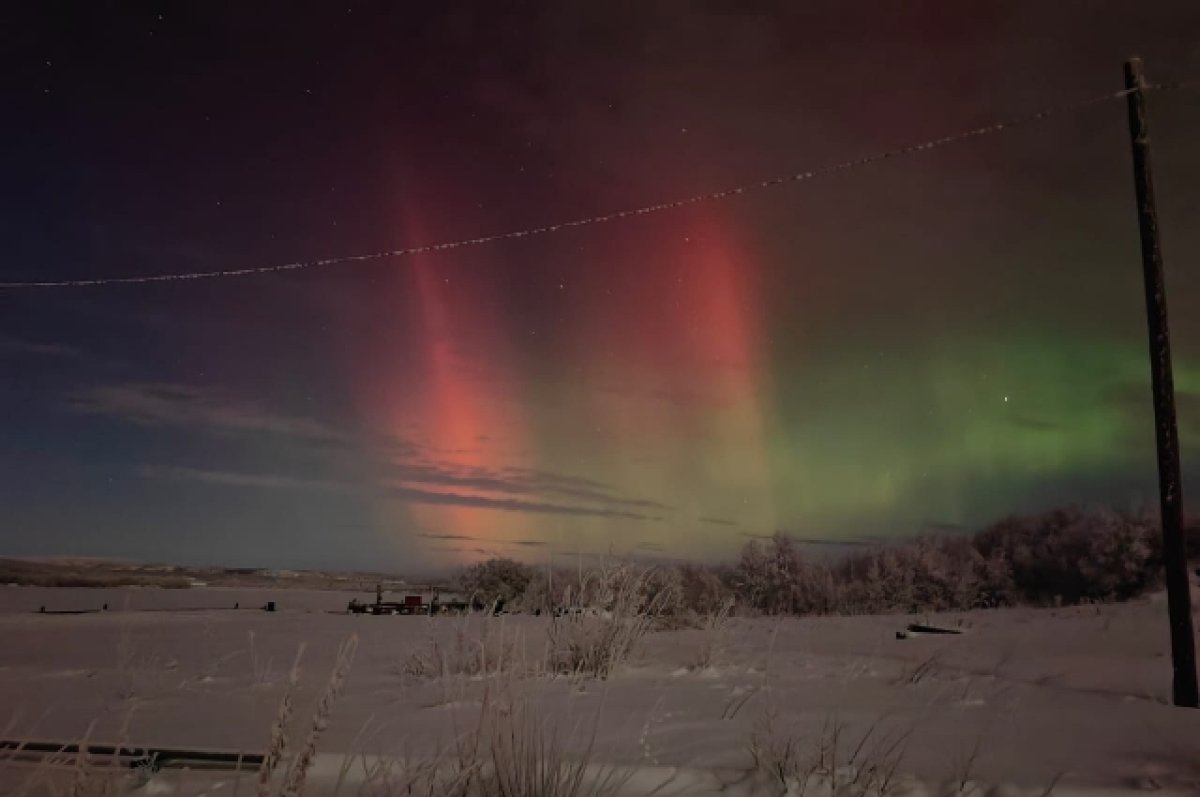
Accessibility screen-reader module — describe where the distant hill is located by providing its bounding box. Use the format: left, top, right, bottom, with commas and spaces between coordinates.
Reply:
0, 558, 412, 591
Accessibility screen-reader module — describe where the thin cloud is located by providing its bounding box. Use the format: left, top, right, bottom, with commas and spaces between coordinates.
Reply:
921, 521, 968, 535
142, 465, 343, 492
738, 531, 773, 540
737, 531, 876, 547
420, 544, 473, 554
1008, 414, 1063, 432
387, 462, 670, 512
386, 483, 657, 520
74, 382, 350, 445
143, 464, 658, 521
791, 537, 877, 548
0, 335, 81, 358
75, 382, 669, 518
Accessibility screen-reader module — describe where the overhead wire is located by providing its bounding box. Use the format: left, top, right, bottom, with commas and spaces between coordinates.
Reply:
0, 81, 1191, 290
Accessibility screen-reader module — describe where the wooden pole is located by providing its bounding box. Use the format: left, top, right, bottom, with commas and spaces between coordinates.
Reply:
1124, 57, 1199, 708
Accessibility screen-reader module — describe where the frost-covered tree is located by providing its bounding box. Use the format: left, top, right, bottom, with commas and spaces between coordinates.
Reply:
457, 557, 534, 607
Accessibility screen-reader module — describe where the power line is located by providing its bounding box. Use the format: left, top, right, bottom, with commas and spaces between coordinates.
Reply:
0, 82, 1186, 291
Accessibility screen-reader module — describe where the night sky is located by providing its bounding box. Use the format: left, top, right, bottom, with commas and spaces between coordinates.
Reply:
3, 3, 1200, 573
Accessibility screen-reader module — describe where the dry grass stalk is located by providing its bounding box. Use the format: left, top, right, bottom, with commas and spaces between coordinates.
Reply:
747, 709, 910, 797
67, 721, 98, 797
256, 643, 306, 797
690, 597, 735, 671
404, 612, 520, 681
897, 651, 941, 686
948, 732, 985, 797
721, 620, 779, 721
548, 563, 674, 680
249, 630, 276, 687
326, 684, 637, 797
279, 634, 359, 797
483, 693, 631, 797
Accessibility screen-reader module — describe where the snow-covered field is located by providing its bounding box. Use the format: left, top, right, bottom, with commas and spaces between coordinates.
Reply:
1, 584, 1198, 796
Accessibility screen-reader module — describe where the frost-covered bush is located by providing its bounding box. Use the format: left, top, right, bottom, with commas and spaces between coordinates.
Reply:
458, 557, 534, 608
731, 533, 838, 615
547, 562, 672, 678
727, 506, 1161, 615
678, 563, 734, 615
973, 506, 1160, 605
458, 506, 1167, 621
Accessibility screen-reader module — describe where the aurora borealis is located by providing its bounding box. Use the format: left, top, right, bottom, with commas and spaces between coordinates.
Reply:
3, 3, 1200, 572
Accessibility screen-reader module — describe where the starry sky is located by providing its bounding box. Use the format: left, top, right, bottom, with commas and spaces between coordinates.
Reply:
3, 3, 1200, 574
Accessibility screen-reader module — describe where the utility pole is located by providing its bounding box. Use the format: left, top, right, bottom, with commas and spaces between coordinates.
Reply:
1124, 57, 1199, 708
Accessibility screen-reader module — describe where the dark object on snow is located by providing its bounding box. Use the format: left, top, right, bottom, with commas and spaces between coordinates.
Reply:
0, 739, 264, 772
264, 601, 275, 612
904, 623, 963, 635
102, 603, 108, 611
347, 588, 470, 616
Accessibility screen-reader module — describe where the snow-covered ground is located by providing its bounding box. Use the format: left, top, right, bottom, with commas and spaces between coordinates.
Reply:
1, 584, 1198, 795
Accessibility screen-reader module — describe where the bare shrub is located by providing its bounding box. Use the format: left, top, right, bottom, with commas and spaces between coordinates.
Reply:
483, 697, 632, 797
517, 567, 573, 614
732, 533, 838, 615
425, 504, 1166, 623
403, 613, 523, 682
547, 562, 673, 679
331, 751, 476, 797
748, 709, 909, 797
459, 558, 535, 609
689, 597, 735, 671
330, 690, 638, 797
726, 506, 1161, 617
679, 563, 735, 615
974, 506, 1160, 605
830, 537, 1010, 615
638, 565, 686, 628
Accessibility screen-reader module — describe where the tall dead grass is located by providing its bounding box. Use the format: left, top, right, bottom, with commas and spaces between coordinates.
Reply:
326, 683, 637, 797
402, 611, 525, 682
482, 696, 632, 797
747, 708, 910, 797
257, 644, 306, 797
547, 562, 674, 680
278, 635, 358, 797
689, 597, 735, 671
